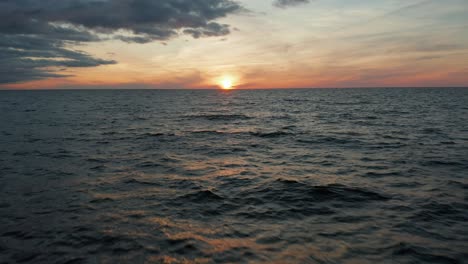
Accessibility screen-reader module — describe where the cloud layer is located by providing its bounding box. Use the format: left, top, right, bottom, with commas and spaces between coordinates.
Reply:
273, 0, 310, 8
0, 0, 242, 84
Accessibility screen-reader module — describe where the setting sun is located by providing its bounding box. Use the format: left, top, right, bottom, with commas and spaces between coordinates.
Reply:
221, 78, 233, 90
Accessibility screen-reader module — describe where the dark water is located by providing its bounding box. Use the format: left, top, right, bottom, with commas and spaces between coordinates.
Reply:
0, 88, 467, 263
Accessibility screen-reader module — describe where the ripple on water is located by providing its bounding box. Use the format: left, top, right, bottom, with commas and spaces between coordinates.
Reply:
1, 88, 467, 263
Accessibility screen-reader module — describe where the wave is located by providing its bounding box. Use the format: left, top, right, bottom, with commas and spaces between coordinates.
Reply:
411, 202, 468, 222
136, 161, 163, 168
138, 132, 176, 139
162, 179, 389, 220
185, 113, 252, 121
190, 130, 228, 135
231, 179, 389, 219
390, 242, 459, 263
447, 180, 468, 189
89, 197, 114, 204
123, 178, 161, 186
250, 131, 291, 138
177, 190, 224, 203
297, 136, 362, 145
283, 98, 310, 102
421, 160, 466, 168
86, 158, 107, 163
189, 130, 292, 138
363, 171, 403, 178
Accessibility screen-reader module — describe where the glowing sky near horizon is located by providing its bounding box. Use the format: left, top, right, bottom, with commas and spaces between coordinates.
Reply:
1, 0, 468, 89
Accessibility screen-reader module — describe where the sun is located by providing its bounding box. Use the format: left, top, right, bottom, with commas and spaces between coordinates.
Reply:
221, 78, 233, 90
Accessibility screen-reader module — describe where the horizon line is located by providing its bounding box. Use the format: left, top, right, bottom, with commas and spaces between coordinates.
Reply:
1, 86, 468, 91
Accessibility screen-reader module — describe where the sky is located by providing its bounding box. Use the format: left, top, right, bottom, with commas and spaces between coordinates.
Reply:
1, 0, 468, 89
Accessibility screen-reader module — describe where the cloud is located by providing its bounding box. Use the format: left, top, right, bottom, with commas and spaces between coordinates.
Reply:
273, 0, 310, 8
0, 0, 242, 84
0, 34, 116, 83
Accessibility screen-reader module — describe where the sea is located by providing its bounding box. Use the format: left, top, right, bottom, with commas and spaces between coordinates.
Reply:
0, 88, 467, 263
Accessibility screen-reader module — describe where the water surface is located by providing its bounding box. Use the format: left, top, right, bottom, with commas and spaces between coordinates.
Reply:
0, 88, 467, 263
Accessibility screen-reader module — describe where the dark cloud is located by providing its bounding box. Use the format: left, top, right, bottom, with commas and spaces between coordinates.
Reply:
0, 0, 242, 84
0, 34, 116, 83
273, 0, 310, 8
183, 22, 231, 38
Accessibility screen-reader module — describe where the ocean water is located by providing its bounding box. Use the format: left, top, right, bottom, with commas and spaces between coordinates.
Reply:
0, 88, 467, 263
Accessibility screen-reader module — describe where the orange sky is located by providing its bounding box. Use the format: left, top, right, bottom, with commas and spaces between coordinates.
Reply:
2, 0, 468, 89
